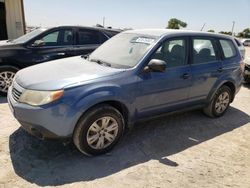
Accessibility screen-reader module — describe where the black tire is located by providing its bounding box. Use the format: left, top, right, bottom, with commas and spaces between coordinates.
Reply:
203, 86, 232, 118
0, 66, 19, 96
73, 104, 125, 156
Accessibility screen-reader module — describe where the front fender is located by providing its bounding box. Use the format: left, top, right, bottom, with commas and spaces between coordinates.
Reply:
64, 85, 135, 134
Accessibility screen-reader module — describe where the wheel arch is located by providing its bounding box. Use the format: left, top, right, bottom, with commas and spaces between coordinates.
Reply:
207, 80, 236, 103
0, 63, 21, 70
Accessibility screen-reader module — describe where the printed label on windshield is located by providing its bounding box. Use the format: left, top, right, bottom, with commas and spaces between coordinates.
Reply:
131, 37, 156, 45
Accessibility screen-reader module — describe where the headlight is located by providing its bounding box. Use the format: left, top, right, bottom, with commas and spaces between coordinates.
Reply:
19, 90, 64, 106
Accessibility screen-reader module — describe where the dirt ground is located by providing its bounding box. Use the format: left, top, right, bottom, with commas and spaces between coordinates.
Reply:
0, 48, 250, 188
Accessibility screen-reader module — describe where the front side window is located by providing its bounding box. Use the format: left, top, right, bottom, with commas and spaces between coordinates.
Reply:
41, 31, 59, 46
32, 31, 60, 47
192, 39, 217, 64
151, 38, 187, 68
219, 39, 237, 58
78, 30, 100, 45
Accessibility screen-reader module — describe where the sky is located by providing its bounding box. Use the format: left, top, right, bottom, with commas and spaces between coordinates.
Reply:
23, 0, 250, 33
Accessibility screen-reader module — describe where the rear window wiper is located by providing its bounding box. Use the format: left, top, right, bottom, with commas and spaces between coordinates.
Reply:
90, 59, 112, 67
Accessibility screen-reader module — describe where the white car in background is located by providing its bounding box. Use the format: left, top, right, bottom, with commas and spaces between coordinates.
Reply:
242, 39, 250, 46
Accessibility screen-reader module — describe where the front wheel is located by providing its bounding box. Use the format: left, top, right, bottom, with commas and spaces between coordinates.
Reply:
203, 86, 232, 118
73, 105, 125, 156
0, 66, 19, 96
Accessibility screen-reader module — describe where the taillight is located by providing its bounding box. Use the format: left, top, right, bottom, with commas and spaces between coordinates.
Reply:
240, 60, 245, 74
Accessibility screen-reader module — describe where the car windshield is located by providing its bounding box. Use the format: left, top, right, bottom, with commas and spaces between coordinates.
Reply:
89, 33, 159, 68
12, 28, 47, 44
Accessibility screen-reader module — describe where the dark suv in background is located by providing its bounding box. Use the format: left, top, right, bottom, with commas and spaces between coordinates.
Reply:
0, 26, 120, 95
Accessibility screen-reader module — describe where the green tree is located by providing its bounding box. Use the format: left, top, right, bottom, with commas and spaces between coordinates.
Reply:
219, 31, 232, 36
166, 18, 187, 29
207, 29, 215, 33
237, 28, 250, 38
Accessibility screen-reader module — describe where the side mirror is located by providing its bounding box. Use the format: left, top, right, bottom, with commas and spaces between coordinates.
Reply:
144, 59, 167, 73
31, 40, 44, 47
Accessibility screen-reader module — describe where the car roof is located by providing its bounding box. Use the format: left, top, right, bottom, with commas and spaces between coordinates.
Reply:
48, 25, 121, 33
124, 29, 234, 39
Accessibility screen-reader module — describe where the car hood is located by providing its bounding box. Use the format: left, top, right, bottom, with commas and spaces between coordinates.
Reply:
15, 56, 125, 90
0, 40, 8, 45
0, 41, 22, 52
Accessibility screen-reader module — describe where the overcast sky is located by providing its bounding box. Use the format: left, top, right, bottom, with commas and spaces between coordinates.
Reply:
23, 0, 250, 33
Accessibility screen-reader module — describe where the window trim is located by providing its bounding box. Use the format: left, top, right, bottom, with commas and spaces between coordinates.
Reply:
190, 37, 220, 65
218, 38, 238, 60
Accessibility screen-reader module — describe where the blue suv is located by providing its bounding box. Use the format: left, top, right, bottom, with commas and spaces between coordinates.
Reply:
7, 29, 244, 155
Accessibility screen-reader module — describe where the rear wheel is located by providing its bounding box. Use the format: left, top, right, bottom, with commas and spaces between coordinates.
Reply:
73, 105, 125, 156
0, 66, 19, 96
203, 86, 232, 118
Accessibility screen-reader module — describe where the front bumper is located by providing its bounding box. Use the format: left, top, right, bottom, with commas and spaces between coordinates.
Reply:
7, 84, 77, 140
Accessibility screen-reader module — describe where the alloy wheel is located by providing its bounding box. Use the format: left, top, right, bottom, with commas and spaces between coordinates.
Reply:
0, 71, 15, 93
215, 92, 230, 114
87, 116, 119, 150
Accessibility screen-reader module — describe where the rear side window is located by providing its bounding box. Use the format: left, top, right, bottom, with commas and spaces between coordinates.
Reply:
192, 39, 217, 64
219, 39, 236, 58
78, 29, 100, 45
61, 30, 73, 45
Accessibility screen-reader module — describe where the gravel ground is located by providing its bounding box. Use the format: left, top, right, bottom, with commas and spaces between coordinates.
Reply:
0, 48, 250, 188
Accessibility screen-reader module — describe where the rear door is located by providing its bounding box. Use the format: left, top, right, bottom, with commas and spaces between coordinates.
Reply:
189, 37, 222, 102
74, 29, 107, 56
26, 28, 76, 64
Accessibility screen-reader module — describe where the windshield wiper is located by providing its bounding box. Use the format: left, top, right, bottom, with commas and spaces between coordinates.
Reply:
90, 59, 112, 67
81, 53, 90, 60
6, 39, 13, 43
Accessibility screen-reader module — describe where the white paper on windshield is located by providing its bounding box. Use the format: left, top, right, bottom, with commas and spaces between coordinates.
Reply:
134, 37, 155, 45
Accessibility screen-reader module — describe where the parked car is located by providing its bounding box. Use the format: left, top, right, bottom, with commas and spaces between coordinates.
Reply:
242, 39, 250, 46
234, 38, 245, 59
0, 26, 120, 95
8, 29, 244, 156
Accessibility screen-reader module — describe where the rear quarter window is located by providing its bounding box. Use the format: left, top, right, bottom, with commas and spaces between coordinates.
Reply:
219, 39, 237, 59
234, 38, 242, 47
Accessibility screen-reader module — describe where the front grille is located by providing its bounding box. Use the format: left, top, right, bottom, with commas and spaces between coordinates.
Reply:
12, 87, 22, 101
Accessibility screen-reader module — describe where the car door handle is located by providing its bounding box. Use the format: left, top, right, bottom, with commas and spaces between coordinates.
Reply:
57, 52, 66, 56
182, 73, 190, 79
217, 67, 223, 72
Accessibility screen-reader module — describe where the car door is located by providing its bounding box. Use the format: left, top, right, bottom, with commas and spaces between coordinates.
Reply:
74, 29, 105, 56
25, 28, 76, 65
136, 37, 192, 117
189, 37, 222, 102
